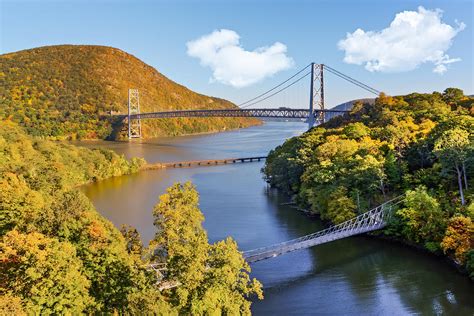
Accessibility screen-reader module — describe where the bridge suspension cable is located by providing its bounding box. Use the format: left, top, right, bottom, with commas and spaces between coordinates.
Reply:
237, 63, 381, 111
323, 65, 381, 95
240, 70, 311, 108
238, 64, 312, 108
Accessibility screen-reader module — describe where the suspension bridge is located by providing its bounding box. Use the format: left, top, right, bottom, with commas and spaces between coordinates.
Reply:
122, 63, 381, 139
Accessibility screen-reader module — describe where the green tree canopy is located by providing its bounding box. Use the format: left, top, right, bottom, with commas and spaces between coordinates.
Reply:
396, 187, 446, 250
150, 182, 262, 314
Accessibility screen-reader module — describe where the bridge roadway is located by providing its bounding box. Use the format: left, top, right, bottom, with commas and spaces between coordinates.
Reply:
121, 108, 349, 120
243, 196, 404, 263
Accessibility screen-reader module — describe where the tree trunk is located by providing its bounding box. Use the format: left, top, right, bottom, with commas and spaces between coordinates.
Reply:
380, 179, 386, 201
456, 162, 465, 206
356, 191, 360, 213
462, 161, 468, 190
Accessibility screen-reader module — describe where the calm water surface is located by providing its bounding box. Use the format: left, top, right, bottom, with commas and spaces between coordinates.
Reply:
80, 122, 474, 315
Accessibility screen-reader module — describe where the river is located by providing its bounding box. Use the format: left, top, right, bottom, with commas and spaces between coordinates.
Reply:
80, 122, 474, 315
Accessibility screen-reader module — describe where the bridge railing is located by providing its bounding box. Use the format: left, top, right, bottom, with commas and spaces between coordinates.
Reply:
242, 195, 404, 260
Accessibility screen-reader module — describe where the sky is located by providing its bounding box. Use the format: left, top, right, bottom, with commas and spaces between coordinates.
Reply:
1, 0, 473, 108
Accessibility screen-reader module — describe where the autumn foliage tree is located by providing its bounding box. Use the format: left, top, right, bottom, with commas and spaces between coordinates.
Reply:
1, 230, 93, 313
441, 216, 474, 263
151, 182, 263, 314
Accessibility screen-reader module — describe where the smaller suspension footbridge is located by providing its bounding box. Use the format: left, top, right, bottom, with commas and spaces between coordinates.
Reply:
243, 196, 404, 263
149, 197, 404, 291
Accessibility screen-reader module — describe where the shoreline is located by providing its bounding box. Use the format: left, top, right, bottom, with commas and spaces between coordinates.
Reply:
69, 119, 265, 143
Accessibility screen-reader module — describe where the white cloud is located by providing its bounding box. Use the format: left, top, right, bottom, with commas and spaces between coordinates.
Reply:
338, 6, 465, 75
186, 29, 294, 88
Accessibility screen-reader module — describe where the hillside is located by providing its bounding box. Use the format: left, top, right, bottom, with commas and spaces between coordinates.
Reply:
0, 121, 262, 313
0, 45, 260, 140
263, 89, 474, 278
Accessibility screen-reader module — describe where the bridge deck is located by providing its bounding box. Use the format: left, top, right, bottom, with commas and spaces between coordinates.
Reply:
119, 108, 349, 120
144, 156, 267, 169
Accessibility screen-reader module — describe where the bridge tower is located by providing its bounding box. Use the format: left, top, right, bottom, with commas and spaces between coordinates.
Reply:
128, 89, 142, 139
308, 63, 325, 129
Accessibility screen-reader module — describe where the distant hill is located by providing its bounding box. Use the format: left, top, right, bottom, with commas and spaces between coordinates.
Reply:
0, 45, 259, 139
331, 98, 375, 111
324, 98, 375, 121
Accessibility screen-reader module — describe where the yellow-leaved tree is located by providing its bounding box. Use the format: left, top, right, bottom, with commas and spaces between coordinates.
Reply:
441, 215, 474, 263
150, 182, 263, 315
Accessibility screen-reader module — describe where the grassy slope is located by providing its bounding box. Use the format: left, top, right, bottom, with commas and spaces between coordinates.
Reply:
0, 45, 260, 139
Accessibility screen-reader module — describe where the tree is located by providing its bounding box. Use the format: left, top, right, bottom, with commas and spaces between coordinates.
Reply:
382, 118, 419, 159
0, 230, 93, 314
441, 216, 473, 263
343, 122, 370, 140
263, 136, 306, 194
0, 172, 45, 235
347, 154, 387, 202
384, 150, 402, 190
120, 224, 143, 257
0, 294, 26, 315
126, 288, 175, 315
467, 202, 474, 220
434, 128, 471, 205
191, 238, 263, 315
261, 89, 474, 279
442, 88, 464, 105
326, 186, 357, 224
465, 250, 474, 280
151, 182, 209, 309
150, 182, 262, 314
396, 187, 446, 250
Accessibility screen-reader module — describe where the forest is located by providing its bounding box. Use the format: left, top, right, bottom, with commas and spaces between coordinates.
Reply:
0, 45, 259, 140
263, 88, 474, 279
0, 121, 262, 314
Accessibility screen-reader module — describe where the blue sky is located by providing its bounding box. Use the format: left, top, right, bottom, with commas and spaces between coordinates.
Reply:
1, 0, 472, 107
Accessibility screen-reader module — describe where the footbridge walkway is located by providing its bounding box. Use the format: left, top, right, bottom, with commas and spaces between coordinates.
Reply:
144, 156, 266, 169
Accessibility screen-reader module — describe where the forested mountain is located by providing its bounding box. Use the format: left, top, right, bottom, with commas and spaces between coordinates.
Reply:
0, 45, 259, 139
263, 89, 474, 278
